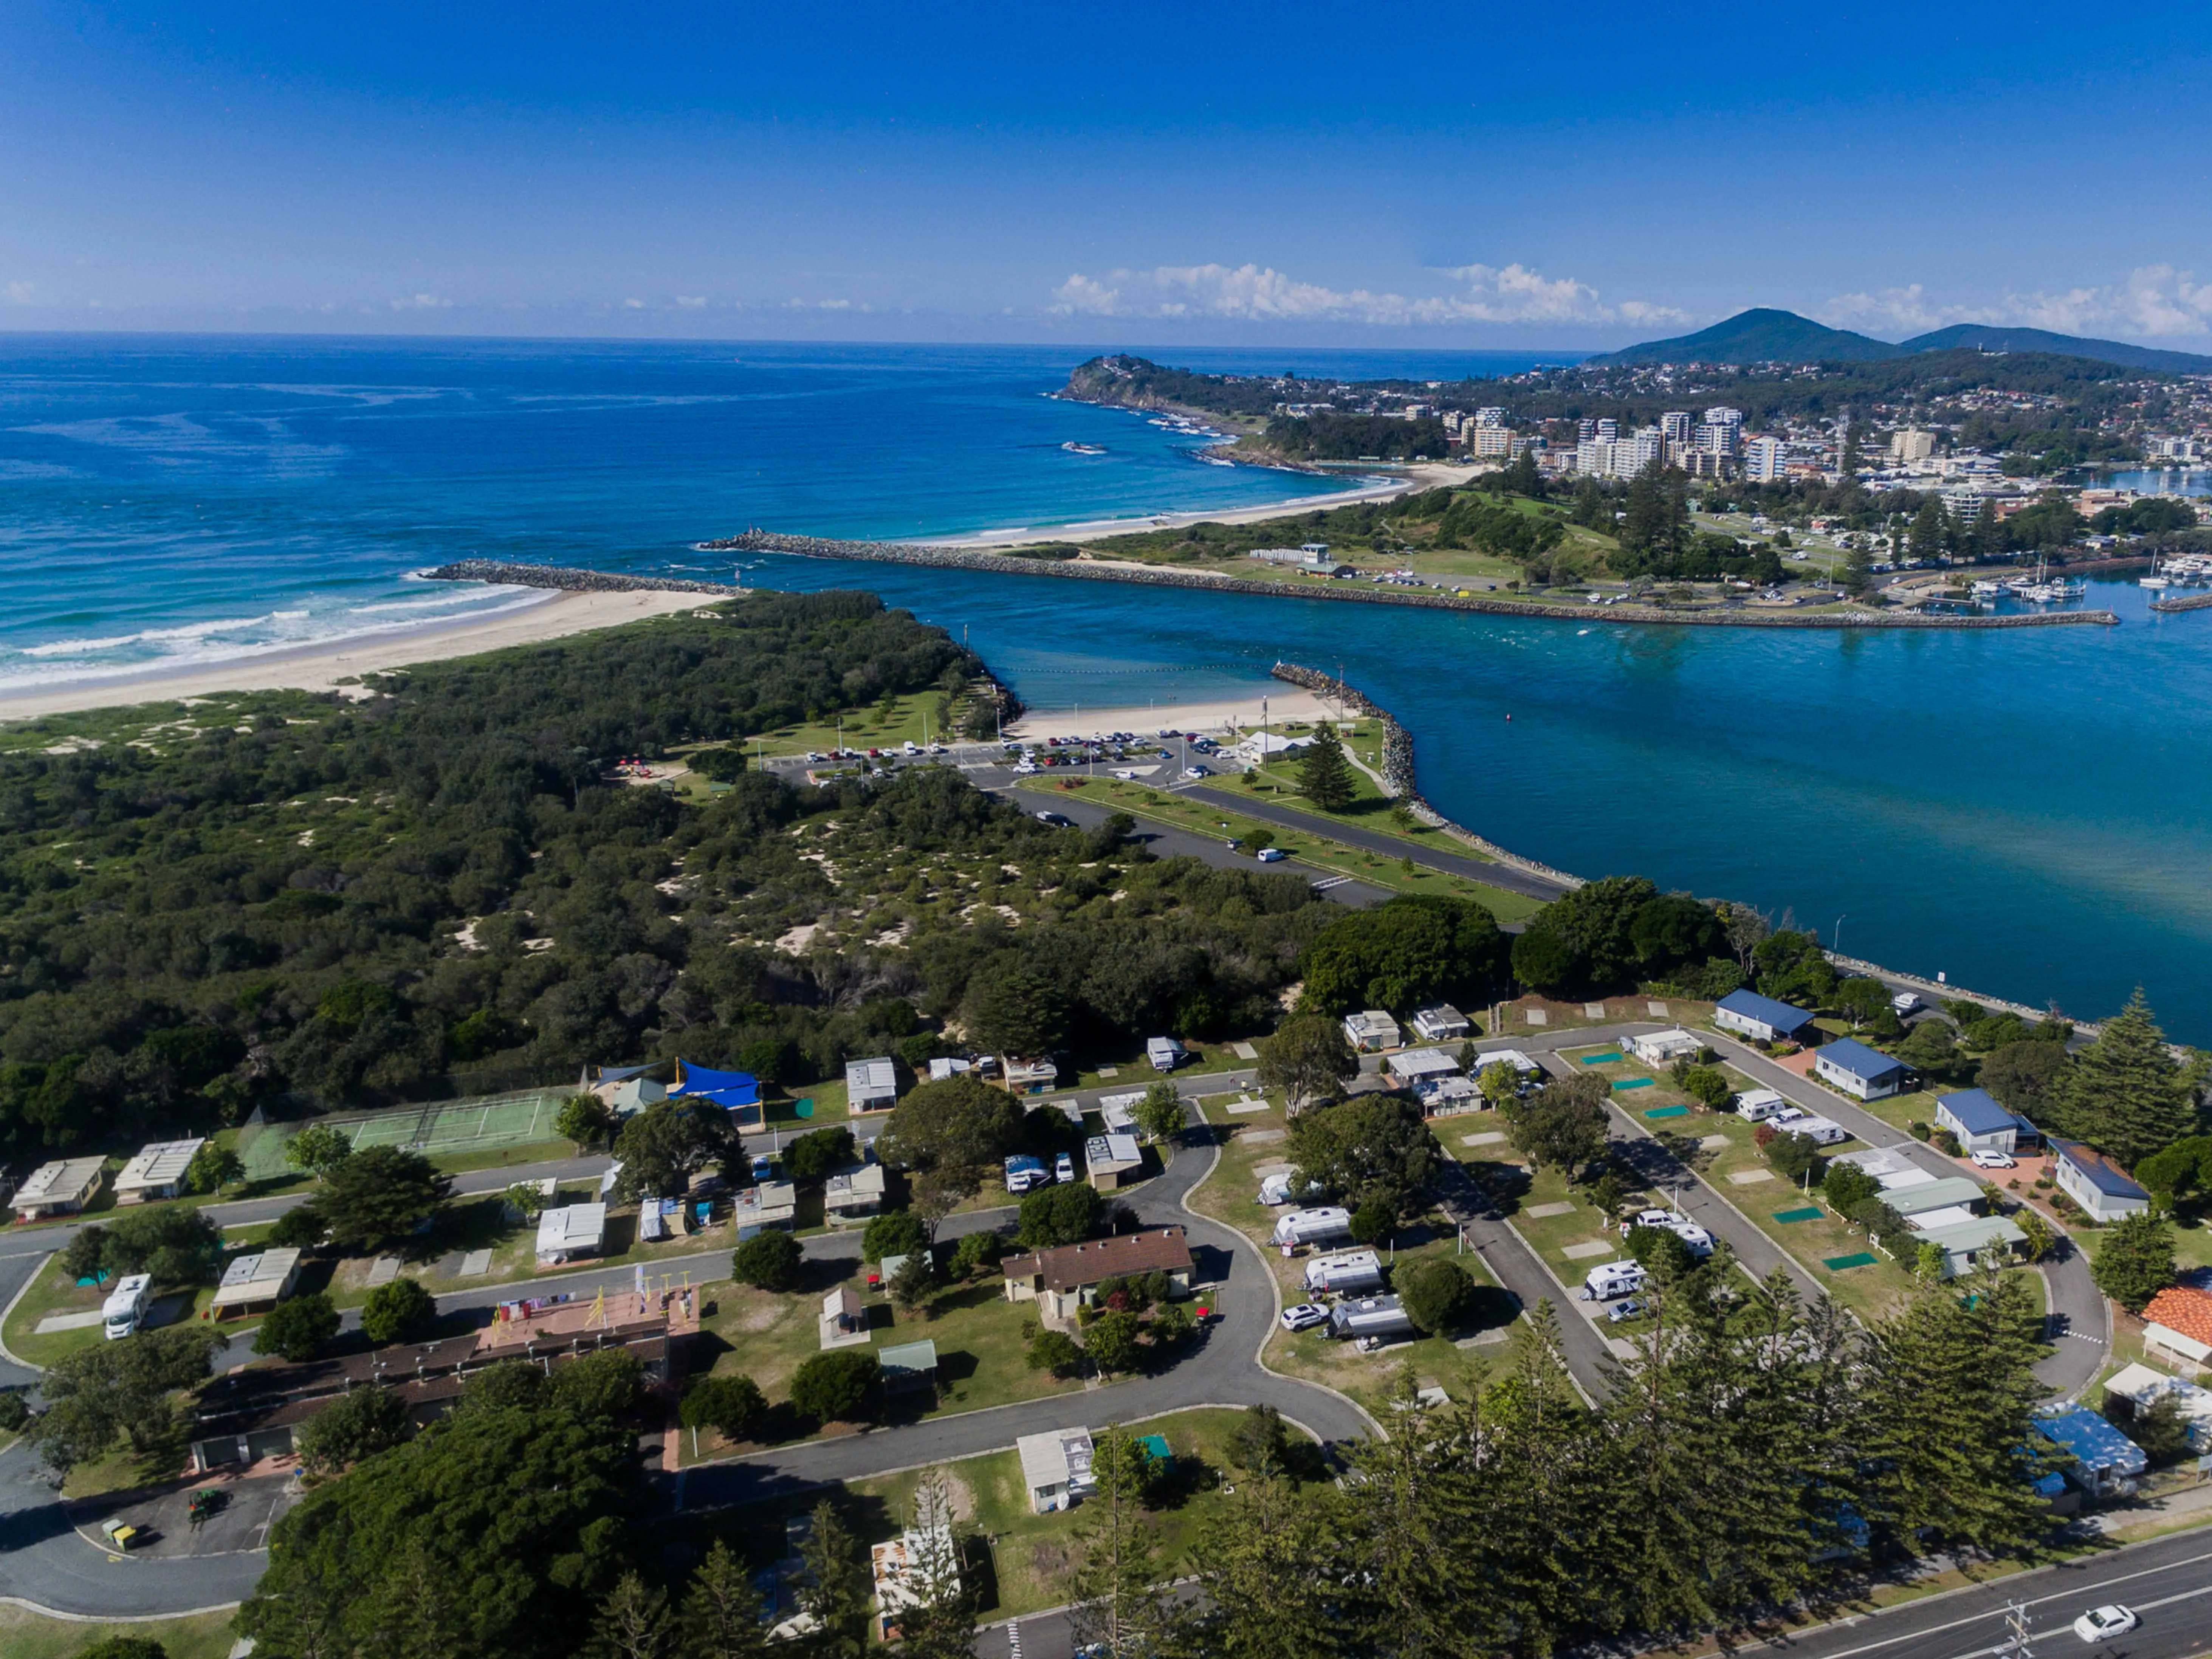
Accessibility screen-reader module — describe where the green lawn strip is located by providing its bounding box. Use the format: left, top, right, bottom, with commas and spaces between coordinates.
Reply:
699, 689, 973, 763
1029, 778, 1545, 923
1493, 1159, 1634, 1268
680, 1264, 1083, 1465
0, 1604, 238, 1659
1182, 1098, 1501, 1417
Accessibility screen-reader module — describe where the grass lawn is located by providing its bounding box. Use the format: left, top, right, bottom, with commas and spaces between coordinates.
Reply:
682, 1259, 1084, 1464
1182, 1096, 1510, 1417
702, 1407, 1301, 1622
2, 1252, 221, 1370
697, 689, 975, 764
1028, 777, 1547, 924
0, 1606, 238, 1659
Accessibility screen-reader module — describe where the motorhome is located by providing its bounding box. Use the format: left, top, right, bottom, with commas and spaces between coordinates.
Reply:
102, 1273, 153, 1341
1579, 1260, 1648, 1302
1328, 1295, 1413, 1342
1303, 1250, 1385, 1296
1271, 1206, 1354, 1249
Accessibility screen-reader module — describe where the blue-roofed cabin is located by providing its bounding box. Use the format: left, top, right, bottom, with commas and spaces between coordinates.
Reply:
2051, 1137, 2151, 1224
1712, 989, 1816, 1045
1935, 1089, 2020, 1154
1810, 1036, 1911, 1101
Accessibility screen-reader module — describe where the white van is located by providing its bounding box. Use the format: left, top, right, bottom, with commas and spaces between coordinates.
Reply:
102, 1273, 153, 1341
1578, 1261, 1648, 1303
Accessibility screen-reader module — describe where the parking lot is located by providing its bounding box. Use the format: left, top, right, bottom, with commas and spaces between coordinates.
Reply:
72, 1470, 296, 1561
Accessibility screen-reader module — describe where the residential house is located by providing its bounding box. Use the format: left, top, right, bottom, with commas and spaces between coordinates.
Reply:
2141, 1286, 2212, 1369
1002, 1227, 1195, 1322
846, 1056, 899, 1113
1098, 1090, 1145, 1136
580, 1063, 667, 1116
823, 1161, 888, 1224
1415, 1073, 1482, 1116
2051, 1139, 2152, 1224
1408, 1003, 1470, 1044
1626, 1029, 1704, 1066
2036, 1406, 2148, 1499
733, 1180, 799, 1239
1934, 1089, 2028, 1154
1467, 1048, 1541, 1081
536, 1203, 608, 1268
1883, 1176, 1990, 1231
1913, 1215, 2027, 1278
1016, 1427, 1096, 1512
999, 1055, 1061, 1095
878, 1339, 939, 1396
114, 1139, 206, 1205
1383, 1048, 1461, 1088
1811, 1037, 1911, 1101
822, 1286, 866, 1337
1084, 1133, 1145, 1191
2103, 1361, 2212, 1437
1342, 1010, 1402, 1052
1712, 989, 1817, 1044
872, 1523, 959, 1644
14, 1157, 108, 1221
212, 1247, 303, 1318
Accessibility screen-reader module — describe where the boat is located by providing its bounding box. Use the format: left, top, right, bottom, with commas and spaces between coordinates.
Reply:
1061, 442, 1107, 456
1969, 579, 2004, 598
2140, 554, 2170, 589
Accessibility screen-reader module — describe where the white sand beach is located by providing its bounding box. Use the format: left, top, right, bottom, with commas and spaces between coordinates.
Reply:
1005, 685, 1339, 742
926, 463, 1479, 550
0, 587, 711, 722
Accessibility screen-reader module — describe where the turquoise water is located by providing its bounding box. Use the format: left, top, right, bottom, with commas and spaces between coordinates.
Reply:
3, 335, 2207, 1036
752, 551, 2212, 1038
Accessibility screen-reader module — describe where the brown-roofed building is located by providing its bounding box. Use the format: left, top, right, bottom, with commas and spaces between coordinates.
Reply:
1001, 1226, 1194, 1321
2143, 1285, 2212, 1369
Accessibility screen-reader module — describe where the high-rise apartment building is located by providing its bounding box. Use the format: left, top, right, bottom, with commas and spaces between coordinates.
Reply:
1744, 436, 1785, 482
1660, 411, 1693, 445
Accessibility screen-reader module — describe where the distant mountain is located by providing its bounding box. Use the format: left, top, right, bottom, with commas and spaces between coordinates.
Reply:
1589, 307, 2212, 375
1898, 324, 2212, 375
1586, 309, 1903, 367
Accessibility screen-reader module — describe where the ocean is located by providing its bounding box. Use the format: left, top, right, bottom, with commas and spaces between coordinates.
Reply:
3, 334, 2209, 1036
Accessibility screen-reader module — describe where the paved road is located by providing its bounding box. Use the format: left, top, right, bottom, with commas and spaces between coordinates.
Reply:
678, 1090, 1379, 1515
971, 1525, 2212, 1659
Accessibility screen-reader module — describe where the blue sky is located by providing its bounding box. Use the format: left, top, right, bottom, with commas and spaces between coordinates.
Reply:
5, 2, 2210, 347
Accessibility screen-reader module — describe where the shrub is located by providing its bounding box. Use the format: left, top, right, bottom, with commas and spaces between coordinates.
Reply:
1084, 1309, 1143, 1374
255, 1293, 341, 1363
1820, 1163, 1880, 1211
1025, 1329, 1084, 1377
1931, 1128, 1962, 1157
733, 1230, 804, 1292
1764, 1130, 1822, 1185
360, 1276, 437, 1346
1348, 1200, 1394, 1245
789, 1350, 879, 1422
678, 1373, 768, 1442
1396, 1256, 1475, 1335
1908, 1120, 1933, 1142
1018, 1182, 1101, 1249
784, 1126, 858, 1183
948, 1230, 1004, 1278
862, 1211, 928, 1265
1151, 1302, 1196, 1346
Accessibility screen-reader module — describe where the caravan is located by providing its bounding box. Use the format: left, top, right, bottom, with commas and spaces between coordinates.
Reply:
1271, 1207, 1354, 1249
102, 1273, 153, 1341
1620, 1209, 1715, 1258
1578, 1260, 1648, 1303
1328, 1295, 1414, 1345
1303, 1250, 1385, 1296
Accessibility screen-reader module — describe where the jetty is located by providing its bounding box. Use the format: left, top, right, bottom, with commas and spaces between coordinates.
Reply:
421, 560, 748, 597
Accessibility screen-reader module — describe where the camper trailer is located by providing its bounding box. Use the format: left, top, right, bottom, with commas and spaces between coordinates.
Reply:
1271, 1207, 1354, 1249
1258, 1170, 1324, 1207
1620, 1209, 1715, 1258
1328, 1295, 1414, 1344
1303, 1250, 1385, 1296
1734, 1089, 1787, 1121
1578, 1260, 1648, 1302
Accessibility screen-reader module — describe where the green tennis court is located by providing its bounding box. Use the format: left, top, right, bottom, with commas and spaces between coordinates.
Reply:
1772, 1206, 1823, 1224
1580, 1052, 1624, 1064
1823, 1252, 1879, 1271
240, 1090, 569, 1180
1642, 1103, 1688, 1119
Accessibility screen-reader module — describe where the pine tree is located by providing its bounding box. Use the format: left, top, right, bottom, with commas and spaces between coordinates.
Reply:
589, 1573, 673, 1659
677, 1540, 768, 1659
2054, 990, 2203, 1168
1340, 1372, 1481, 1657
2090, 1211, 2176, 1313
888, 1471, 975, 1659
1064, 1429, 1181, 1659
797, 1500, 869, 1659
1295, 723, 1356, 812
1182, 1476, 1354, 1659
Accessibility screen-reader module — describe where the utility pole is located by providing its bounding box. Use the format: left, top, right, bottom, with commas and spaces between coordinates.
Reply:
2002, 1599, 2032, 1659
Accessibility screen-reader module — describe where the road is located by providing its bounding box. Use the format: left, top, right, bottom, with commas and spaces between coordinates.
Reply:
972, 1526, 2212, 1659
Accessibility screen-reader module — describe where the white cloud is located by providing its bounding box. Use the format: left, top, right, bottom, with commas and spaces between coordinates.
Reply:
784, 297, 864, 313
1045, 261, 1681, 327
675, 295, 707, 309
388, 293, 450, 311
1824, 266, 2212, 339
5, 280, 42, 306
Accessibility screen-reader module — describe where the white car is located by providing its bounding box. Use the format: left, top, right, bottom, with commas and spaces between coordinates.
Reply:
1891, 990, 1922, 1014
1111, 768, 1137, 781
1256, 847, 1287, 863
2073, 1605, 2137, 1643
1280, 1303, 1330, 1333
1970, 1148, 2018, 1170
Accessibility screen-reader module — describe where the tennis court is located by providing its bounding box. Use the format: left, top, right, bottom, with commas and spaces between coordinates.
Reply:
240, 1090, 570, 1180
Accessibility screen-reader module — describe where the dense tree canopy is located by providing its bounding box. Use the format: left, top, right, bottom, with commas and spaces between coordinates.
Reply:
1298, 895, 1507, 1016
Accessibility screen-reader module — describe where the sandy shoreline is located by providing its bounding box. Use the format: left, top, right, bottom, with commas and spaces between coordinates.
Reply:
0, 587, 711, 722
1005, 686, 1335, 741
920, 463, 1479, 549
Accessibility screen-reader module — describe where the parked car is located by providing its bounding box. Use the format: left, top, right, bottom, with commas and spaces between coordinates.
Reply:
1035, 810, 1074, 827
1185, 764, 1212, 778
1256, 847, 1288, 863
1280, 1303, 1330, 1333
1970, 1148, 2017, 1170
1053, 1152, 1075, 1183
1223, 837, 1243, 850
750, 1152, 777, 1182
1111, 768, 1137, 781
1606, 1298, 1646, 1324
2073, 1606, 2137, 1643
1891, 990, 1922, 1014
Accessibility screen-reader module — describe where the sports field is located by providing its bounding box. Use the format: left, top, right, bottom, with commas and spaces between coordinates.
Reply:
239, 1090, 569, 1180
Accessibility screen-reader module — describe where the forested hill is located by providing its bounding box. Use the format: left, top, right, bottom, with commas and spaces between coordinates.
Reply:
0, 592, 989, 1150
1589, 306, 2212, 375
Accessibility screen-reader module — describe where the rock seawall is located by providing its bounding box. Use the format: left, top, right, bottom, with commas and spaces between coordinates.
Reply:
711, 532, 2120, 630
